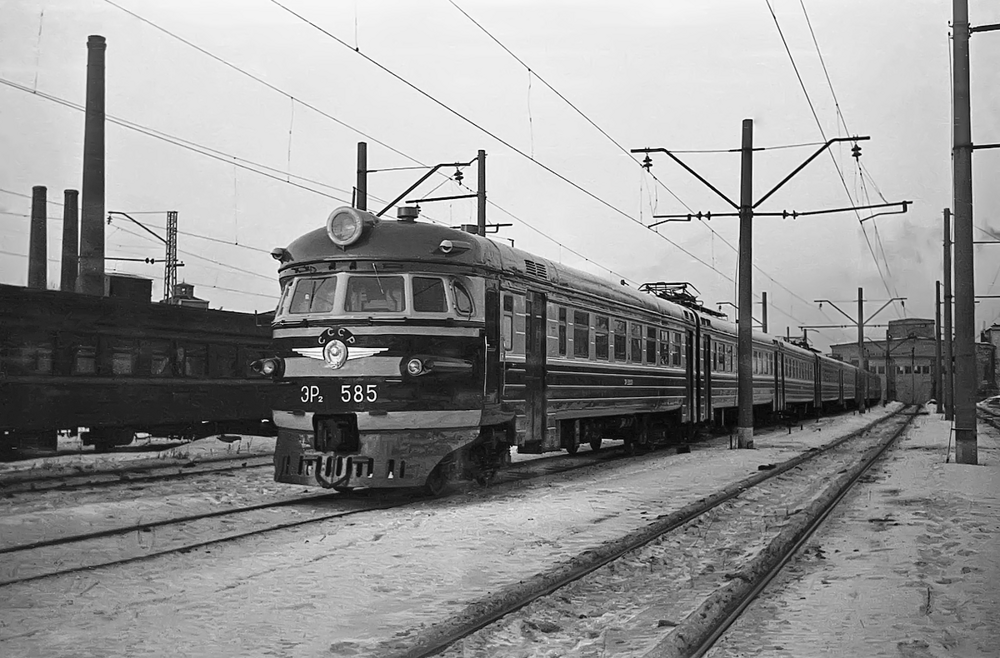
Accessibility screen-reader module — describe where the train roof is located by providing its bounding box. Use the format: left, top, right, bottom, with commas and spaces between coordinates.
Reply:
0, 283, 272, 336
278, 212, 803, 348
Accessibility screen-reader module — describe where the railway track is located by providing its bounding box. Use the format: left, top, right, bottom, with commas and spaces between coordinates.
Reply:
0, 408, 859, 496
978, 404, 1000, 432
378, 407, 914, 658
0, 453, 275, 494
0, 443, 629, 588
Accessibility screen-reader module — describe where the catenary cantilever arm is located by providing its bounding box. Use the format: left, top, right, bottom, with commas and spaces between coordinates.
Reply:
753, 136, 870, 209
631, 147, 739, 209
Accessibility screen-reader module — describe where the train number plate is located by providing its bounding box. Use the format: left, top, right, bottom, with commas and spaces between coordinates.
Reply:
298, 384, 379, 404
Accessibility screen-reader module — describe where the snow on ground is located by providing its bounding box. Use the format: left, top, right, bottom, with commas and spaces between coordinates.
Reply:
0, 406, 903, 657
708, 405, 1000, 658
0, 434, 277, 480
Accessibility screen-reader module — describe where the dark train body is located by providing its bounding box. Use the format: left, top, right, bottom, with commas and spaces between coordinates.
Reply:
264, 207, 881, 493
0, 284, 275, 454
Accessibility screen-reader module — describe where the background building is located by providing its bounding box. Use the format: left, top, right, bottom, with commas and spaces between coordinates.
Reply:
830, 318, 996, 404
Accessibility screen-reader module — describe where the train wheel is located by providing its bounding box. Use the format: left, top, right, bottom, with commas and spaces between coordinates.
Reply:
589, 437, 602, 452
423, 464, 449, 497
566, 442, 579, 455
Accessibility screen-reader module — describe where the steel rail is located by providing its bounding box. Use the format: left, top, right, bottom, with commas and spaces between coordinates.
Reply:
0, 455, 275, 494
391, 407, 908, 658
0, 445, 626, 588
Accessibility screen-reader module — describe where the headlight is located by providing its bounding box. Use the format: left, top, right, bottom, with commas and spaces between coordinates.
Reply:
326, 206, 375, 247
324, 339, 349, 369
406, 358, 424, 376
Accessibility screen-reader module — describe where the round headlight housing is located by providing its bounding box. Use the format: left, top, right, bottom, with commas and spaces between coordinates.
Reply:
326, 207, 371, 247
260, 359, 277, 375
323, 340, 349, 369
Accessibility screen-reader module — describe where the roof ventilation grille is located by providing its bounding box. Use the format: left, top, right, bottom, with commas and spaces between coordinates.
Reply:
524, 260, 547, 279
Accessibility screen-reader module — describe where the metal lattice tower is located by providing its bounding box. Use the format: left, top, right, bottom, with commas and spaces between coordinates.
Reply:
164, 211, 178, 303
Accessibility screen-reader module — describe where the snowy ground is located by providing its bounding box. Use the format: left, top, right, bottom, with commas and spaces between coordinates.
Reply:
708, 406, 1000, 658
0, 433, 277, 482
0, 406, 909, 657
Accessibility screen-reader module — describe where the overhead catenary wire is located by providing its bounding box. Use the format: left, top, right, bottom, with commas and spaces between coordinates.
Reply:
767, 0, 903, 321
63, 2, 645, 287
271, 0, 837, 337
447, 0, 846, 339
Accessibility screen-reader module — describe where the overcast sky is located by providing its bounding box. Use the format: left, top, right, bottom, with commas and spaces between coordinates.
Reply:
2, 0, 999, 353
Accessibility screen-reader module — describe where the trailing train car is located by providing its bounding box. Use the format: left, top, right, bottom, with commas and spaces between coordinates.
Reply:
0, 284, 275, 454
261, 206, 880, 493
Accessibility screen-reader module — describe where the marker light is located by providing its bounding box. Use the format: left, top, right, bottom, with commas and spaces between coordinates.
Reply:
324, 340, 349, 369
326, 206, 375, 247
406, 358, 424, 376
251, 357, 284, 378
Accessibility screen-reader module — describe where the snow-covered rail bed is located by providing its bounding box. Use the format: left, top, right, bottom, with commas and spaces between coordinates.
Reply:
0, 441, 632, 588
0, 405, 904, 657
389, 408, 915, 658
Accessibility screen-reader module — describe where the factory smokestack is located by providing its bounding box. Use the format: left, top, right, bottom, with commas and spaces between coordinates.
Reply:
79, 34, 106, 296
61, 189, 80, 292
28, 185, 47, 289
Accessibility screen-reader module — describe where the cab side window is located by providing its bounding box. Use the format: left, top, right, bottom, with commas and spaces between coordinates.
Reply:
501, 294, 514, 351
413, 277, 447, 312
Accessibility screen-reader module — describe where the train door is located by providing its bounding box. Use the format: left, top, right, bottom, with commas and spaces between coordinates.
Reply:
685, 328, 696, 423
524, 290, 547, 444
774, 350, 785, 411
484, 280, 502, 406
703, 333, 712, 423
813, 356, 822, 408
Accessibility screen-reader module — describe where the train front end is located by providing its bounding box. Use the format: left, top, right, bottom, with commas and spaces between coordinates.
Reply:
263, 207, 490, 492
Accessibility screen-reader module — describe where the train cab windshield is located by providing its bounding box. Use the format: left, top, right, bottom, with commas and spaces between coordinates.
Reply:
275, 272, 476, 321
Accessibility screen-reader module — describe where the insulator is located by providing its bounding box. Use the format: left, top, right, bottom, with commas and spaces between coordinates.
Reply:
453, 168, 464, 183
642, 155, 653, 171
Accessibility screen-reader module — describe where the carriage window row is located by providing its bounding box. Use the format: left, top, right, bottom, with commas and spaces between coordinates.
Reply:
506, 297, 689, 367
784, 359, 815, 381
0, 336, 264, 378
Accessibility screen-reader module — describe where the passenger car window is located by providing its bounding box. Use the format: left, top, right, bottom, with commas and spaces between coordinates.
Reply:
149, 340, 172, 377
2, 339, 53, 375
573, 311, 589, 358
595, 316, 609, 360
72, 341, 97, 375
110, 339, 138, 376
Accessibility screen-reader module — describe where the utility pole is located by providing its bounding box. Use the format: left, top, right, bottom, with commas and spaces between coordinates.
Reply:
761, 291, 768, 334
634, 124, 910, 449
356, 141, 367, 211
477, 149, 487, 236
936, 281, 944, 414
950, 0, 1000, 464
164, 211, 178, 303
886, 328, 893, 402
858, 287, 866, 413
107, 211, 183, 302
943, 208, 954, 420
952, 0, 977, 463
737, 120, 754, 448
